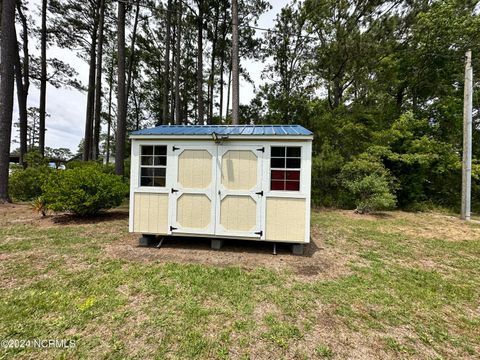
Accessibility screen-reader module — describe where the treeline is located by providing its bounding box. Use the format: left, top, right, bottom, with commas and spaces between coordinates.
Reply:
1, 0, 479, 211
0, 0, 265, 202
245, 0, 480, 211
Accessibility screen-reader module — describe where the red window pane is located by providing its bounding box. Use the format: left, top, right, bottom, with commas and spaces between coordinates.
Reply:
286, 170, 300, 180
271, 181, 285, 191
271, 170, 285, 180
285, 181, 300, 191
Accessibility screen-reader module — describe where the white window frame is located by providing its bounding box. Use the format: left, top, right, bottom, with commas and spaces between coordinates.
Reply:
269, 145, 302, 192
139, 144, 168, 188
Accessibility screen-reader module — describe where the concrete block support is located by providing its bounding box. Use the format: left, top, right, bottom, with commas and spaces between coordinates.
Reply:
292, 244, 304, 256
211, 239, 224, 250
139, 234, 156, 247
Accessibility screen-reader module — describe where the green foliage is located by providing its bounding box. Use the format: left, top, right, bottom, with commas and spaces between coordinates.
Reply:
315, 344, 334, 358
8, 166, 52, 201
241, 0, 480, 213
372, 112, 461, 209
24, 150, 49, 167
311, 140, 345, 207
340, 154, 396, 213
66, 160, 115, 174
41, 165, 128, 216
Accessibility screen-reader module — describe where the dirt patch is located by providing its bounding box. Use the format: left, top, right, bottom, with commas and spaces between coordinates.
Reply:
103, 226, 353, 282
0, 203, 37, 227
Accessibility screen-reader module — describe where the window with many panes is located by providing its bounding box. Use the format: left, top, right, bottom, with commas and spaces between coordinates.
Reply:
140, 145, 167, 187
270, 146, 301, 191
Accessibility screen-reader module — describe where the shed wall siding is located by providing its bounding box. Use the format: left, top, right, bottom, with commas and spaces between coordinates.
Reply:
265, 197, 306, 242
133, 193, 169, 234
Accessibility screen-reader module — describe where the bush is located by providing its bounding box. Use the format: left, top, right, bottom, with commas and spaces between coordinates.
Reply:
9, 166, 52, 201
42, 165, 128, 216
66, 160, 115, 174
24, 150, 50, 167
340, 154, 396, 213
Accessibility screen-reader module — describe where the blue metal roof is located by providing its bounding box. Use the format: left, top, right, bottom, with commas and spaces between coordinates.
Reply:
131, 125, 313, 136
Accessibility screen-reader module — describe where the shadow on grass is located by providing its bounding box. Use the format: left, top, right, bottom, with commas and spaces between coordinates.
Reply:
50, 210, 129, 225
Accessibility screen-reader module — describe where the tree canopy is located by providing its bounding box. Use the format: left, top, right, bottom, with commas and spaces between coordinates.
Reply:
0, 0, 479, 211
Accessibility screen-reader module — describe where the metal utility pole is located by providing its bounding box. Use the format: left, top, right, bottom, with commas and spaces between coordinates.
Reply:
461, 50, 473, 220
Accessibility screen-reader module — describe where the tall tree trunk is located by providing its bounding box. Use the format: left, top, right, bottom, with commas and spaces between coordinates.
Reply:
162, 0, 172, 123
0, 0, 16, 202
197, 0, 204, 124
218, 4, 227, 122
218, 59, 224, 121
13, 5, 29, 167
174, 0, 182, 124
170, 24, 175, 123
115, 0, 126, 176
182, 55, 188, 122
226, 61, 232, 120
126, 0, 140, 103
39, 0, 47, 155
156, 59, 162, 125
15, 2, 29, 167
231, 0, 239, 124
83, 4, 99, 161
133, 81, 140, 130
208, 5, 219, 124
92, 0, 105, 160
14, 35, 28, 168
331, 78, 343, 109
106, 54, 114, 164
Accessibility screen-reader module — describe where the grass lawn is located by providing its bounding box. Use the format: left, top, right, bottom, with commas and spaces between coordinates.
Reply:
0, 204, 479, 359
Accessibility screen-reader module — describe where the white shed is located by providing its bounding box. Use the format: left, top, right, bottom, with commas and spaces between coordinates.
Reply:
128, 124, 313, 254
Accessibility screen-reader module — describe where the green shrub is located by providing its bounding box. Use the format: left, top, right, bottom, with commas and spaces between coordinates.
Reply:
42, 165, 128, 216
9, 166, 52, 201
66, 160, 115, 174
24, 150, 49, 167
340, 154, 397, 213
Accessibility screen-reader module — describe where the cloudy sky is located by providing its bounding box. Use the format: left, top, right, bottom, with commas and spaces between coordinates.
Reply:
12, 0, 289, 153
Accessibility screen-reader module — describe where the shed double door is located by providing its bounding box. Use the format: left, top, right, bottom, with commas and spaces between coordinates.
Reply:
170, 144, 264, 238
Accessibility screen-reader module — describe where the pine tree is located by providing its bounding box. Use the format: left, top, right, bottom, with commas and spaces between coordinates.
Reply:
0, 0, 16, 202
